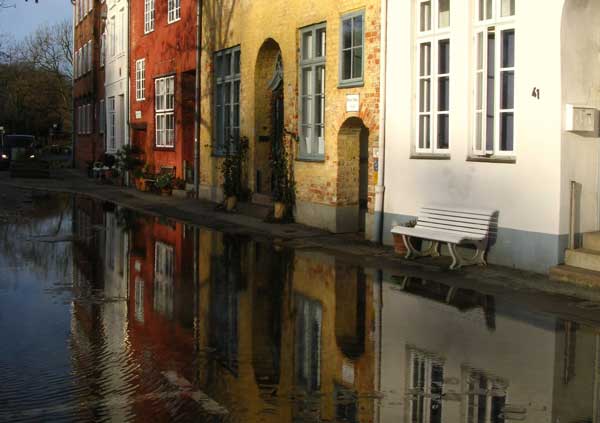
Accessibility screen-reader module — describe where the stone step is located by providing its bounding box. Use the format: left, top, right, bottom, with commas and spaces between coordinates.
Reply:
549, 264, 600, 288
583, 232, 600, 251
565, 248, 600, 272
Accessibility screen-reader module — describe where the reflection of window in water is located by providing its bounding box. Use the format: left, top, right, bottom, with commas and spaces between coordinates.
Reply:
408, 349, 444, 423
466, 371, 507, 423
105, 213, 116, 270
76, 209, 92, 246
210, 243, 240, 375
154, 241, 174, 318
295, 295, 323, 392
135, 277, 144, 323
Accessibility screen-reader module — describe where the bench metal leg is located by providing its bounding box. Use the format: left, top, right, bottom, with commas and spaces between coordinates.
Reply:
447, 242, 488, 270
402, 235, 440, 259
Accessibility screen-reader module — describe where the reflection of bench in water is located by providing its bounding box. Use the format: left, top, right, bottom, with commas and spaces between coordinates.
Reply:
394, 276, 496, 330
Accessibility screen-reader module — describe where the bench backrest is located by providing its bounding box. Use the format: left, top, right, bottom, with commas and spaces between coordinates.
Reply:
416, 206, 496, 237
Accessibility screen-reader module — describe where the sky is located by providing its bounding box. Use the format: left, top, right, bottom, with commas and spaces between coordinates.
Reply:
0, 0, 72, 41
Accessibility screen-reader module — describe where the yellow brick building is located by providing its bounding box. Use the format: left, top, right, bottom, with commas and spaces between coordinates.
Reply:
199, 0, 381, 234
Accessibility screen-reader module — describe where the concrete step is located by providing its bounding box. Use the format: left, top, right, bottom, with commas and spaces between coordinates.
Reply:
549, 264, 600, 288
565, 248, 600, 272
583, 232, 600, 251
235, 201, 271, 220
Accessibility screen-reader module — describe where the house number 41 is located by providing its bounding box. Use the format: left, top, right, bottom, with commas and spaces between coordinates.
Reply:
532, 87, 541, 100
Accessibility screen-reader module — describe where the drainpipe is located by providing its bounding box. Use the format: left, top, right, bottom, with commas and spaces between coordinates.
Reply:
373, 0, 388, 243
193, 0, 202, 197
71, 3, 76, 168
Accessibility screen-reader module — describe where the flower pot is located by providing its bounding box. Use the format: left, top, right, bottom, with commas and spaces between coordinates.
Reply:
274, 202, 286, 220
393, 233, 408, 255
225, 196, 237, 211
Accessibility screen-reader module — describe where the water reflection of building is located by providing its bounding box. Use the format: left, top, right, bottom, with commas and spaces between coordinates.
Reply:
379, 274, 600, 423
196, 231, 378, 423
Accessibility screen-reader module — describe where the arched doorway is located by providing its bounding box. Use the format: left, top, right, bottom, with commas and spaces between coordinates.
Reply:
337, 117, 370, 233
254, 40, 284, 200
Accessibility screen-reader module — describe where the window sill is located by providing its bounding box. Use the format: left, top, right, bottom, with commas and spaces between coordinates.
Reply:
144, 30, 155, 36
466, 155, 517, 164
295, 157, 325, 163
410, 153, 451, 160
338, 80, 364, 89
167, 18, 181, 25
154, 145, 176, 151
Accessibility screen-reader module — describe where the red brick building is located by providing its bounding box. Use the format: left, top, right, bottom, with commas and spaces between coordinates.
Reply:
73, 0, 108, 170
129, 0, 197, 181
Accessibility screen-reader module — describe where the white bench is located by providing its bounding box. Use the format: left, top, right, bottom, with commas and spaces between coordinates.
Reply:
391, 205, 497, 270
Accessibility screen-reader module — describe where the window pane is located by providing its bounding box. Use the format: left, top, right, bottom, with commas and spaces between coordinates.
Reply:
502, 29, 515, 68
233, 104, 239, 127
437, 115, 449, 149
302, 68, 312, 95
224, 52, 231, 76
419, 115, 430, 149
475, 111, 483, 151
486, 0, 492, 19
420, 43, 431, 76
438, 0, 450, 28
302, 32, 313, 60
316, 125, 324, 156
233, 50, 241, 74
486, 32, 495, 151
501, 71, 514, 109
438, 76, 449, 111
215, 54, 223, 77
233, 80, 240, 103
342, 19, 352, 49
302, 126, 312, 155
501, 0, 515, 17
302, 97, 312, 125
316, 28, 326, 57
419, 79, 430, 112
500, 112, 514, 151
316, 96, 324, 125
438, 39, 450, 74
342, 50, 352, 80
476, 72, 483, 109
353, 15, 363, 46
316, 65, 325, 95
420, 1, 431, 31
477, 32, 484, 70
352, 47, 362, 79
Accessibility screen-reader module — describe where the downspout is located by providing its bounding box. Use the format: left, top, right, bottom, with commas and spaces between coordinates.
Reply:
373, 0, 388, 243
193, 0, 202, 197
126, 0, 131, 148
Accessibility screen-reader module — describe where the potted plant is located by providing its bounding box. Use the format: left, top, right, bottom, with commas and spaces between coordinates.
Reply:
172, 178, 187, 198
393, 220, 417, 255
220, 136, 249, 212
115, 145, 143, 187
270, 130, 296, 221
155, 173, 173, 196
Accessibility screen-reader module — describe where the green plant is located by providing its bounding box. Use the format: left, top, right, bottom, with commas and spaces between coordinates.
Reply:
173, 177, 186, 190
133, 167, 144, 179
271, 130, 297, 217
155, 173, 172, 190
404, 220, 418, 228
115, 145, 143, 173
221, 135, 249, 199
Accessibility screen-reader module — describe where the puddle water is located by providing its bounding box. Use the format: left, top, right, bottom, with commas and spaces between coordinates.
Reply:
0, 194, 599, 422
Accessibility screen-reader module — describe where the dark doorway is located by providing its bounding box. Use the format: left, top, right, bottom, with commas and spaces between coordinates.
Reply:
270, 85, 284, 194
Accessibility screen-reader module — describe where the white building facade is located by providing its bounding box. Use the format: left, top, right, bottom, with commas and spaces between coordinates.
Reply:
380, 0, 600, 273
105, 0, 129, 153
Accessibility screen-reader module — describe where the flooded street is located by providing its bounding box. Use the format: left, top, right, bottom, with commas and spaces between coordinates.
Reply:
1, 193, 600, 422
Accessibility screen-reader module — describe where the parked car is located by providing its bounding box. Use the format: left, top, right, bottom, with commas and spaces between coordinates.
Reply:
0, 135, 36, 170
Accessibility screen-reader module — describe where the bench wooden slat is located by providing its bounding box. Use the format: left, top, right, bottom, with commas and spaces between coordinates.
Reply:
420, 211, 494, 225
422, 205, 496, 217
417, 222, 488, 236
419, 216, 491, 230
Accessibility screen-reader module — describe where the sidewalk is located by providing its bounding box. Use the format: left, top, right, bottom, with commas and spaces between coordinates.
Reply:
2, 168, 600, 305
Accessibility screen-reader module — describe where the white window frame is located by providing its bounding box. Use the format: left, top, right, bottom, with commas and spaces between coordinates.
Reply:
408, 348, 445, 423
144, 0, 155, 34
465, 370, 508, 423
299, 23, 327, 161
99, 99, 105, 134
213, 46, 241, 154
136, 58, 146, 101
167, 0, 181, 24
155, 76, 175, 148
87, 103, 93, 134
100, 33, 105, 67
108, 96, 116, 151
87, 41, 92, 74
415, 0, 451, 155
472, 0, 515, 157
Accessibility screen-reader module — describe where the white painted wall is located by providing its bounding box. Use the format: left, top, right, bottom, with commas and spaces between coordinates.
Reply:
105, 0, 129, 153
560, 1, 600, 237
384, 1, 565, 238
379, 281, 556, 423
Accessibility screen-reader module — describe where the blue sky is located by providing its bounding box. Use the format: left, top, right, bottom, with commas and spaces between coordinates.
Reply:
0, 0, 72, 41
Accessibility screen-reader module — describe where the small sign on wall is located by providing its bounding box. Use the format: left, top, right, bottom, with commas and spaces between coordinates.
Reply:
135, 110, 142, 119
346, 94, 360, 113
